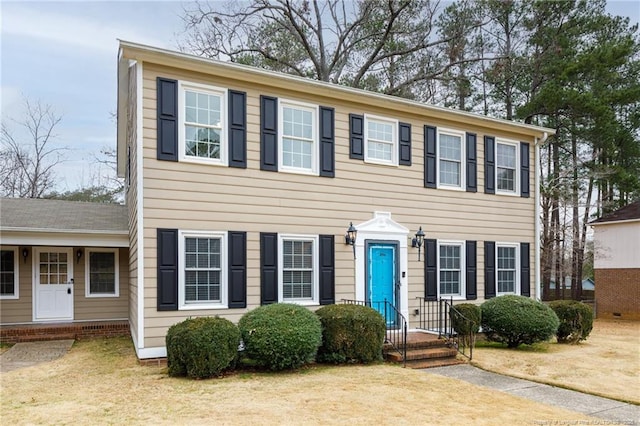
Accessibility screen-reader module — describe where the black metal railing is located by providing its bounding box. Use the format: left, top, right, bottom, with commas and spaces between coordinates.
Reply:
342, 299, 408, 367
416, 297, 476, 360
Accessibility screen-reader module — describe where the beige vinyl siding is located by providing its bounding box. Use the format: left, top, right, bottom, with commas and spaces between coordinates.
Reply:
0, 247, 32, 324
139, 63, 537, 349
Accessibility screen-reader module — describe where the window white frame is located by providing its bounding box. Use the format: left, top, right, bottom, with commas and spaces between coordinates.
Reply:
178, 81, 228, 166
437, 128, 466, 190
278, 99, 319, 175
85, 248, 120, 298
278, 234, 319, 306
496, 242, 520, 295
437, 240, 465, 299
364, 114, 398, 166
495, 138, 519, 195
178, 230, 228, 310
0, 247, 19, 300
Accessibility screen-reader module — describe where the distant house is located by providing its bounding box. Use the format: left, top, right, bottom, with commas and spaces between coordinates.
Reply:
590, 200, 640, 320
549, 277, 595, 292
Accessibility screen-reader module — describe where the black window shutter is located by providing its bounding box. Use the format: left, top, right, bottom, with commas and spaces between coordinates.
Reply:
157, 228, 178, 311
228, 231, 247, 308
260, 95, 278, 171
319, 106, 335, 177
424, 125, 437, 188
425, 238, 437, 301
466, 132, 477, 192
520, 242, 531, 297
484, 241, 496, 299
319, 235, 335, 305
349, 114, 364, 160
157, 78, 178, 162
260, 232, 278, 304
466, 241, 477, 300
484, 136, 495, 194
228, 90, 247, 168
520, 142, 530, 198
399, 122, 412, 166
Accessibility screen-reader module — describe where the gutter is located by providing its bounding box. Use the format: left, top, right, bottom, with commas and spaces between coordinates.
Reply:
535, 132, 549, 300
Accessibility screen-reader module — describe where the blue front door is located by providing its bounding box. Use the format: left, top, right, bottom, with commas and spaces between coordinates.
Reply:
367, 242, 398, 326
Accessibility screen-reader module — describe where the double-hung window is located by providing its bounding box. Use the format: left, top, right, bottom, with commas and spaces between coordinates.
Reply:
496, 140, 518, 194
0, 247, 18, 299
86, 249, 119, 297
179, 231, 227, 309
365, 115, 397, 165
180, 82, 227, 165
279, 235, 318, 305
279, 100, 318, 174
438, 130, 464, 189
497, 244, 518, 295
438, 241, 464, 298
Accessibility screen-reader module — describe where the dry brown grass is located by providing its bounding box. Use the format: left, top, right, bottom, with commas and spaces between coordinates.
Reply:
0, 337, 600, 425
472, 319, 640, 404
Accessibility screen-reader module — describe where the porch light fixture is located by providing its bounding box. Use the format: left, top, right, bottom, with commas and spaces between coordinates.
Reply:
76, 248, 83, 264
345, 222, 357, 259
411, 227, 425, 261
22, 248, 29, 263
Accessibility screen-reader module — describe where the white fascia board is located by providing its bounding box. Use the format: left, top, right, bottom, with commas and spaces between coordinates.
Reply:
590, 218, 640, 227
0, 231, 129, 247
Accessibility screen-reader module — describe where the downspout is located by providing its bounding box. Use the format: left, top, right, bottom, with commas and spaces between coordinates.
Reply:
534, 132, 549, 301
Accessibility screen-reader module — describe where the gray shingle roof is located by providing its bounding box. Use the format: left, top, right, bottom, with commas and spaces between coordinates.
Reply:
0, 198, 127, 233
590, 200, 640, 225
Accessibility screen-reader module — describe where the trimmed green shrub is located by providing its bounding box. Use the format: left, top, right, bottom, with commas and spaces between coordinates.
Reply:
315, 304, 386, 364
481, 295, 559, 348
238, 303, 322, 371
450, 303, 481, 335
166, 316, 240, 379
548, 300, 594, 344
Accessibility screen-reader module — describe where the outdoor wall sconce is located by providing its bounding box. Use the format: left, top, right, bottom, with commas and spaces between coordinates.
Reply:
345, 222, 357, 259
411, 227, 425, 261
22, 248, 29, 263
76, 248, 83, 264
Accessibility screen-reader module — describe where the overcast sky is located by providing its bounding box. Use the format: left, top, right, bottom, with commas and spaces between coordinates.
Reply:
1, 0, 639, 193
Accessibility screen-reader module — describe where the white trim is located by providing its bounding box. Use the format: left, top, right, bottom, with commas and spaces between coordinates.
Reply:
0, 232, 128, 248
495, 138, 520, 196
32, 247, 75, 322
178, 230, 228, 310
495, 242, 520, 296
278, 234, 320, 305
436, 128, 466, 191
590, 218, 640, 226
364, 114, 398, 166
0, 246, 19, 299
1, 318, 128, 326
278, 98, 319, 175
437, 240, 466, 299
535, 139, 541, 300
178, 81, 228, 166
0, 227, 127, 235
136, 346, 167, 359
85, 248, 120, 298
136, 61, 145, 354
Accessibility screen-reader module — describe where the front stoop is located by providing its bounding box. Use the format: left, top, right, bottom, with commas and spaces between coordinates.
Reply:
0, 321, 130, 344
385, 332, 466, 369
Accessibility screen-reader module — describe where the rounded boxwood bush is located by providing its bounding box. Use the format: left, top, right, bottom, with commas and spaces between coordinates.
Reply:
481, 295, 559, 348
450, 303, 481, 335
238, 303, 322, 371
166, 316, 240, 379
315, 304, 386, 364
548, 300, 594, 344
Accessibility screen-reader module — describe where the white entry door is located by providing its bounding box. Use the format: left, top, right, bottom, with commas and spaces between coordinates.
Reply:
34, 248, 74, 321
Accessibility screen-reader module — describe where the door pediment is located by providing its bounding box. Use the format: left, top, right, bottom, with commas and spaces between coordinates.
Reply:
356, 212, 409, 236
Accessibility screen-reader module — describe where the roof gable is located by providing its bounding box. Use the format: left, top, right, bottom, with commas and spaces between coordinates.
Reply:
591, 200, 640, 225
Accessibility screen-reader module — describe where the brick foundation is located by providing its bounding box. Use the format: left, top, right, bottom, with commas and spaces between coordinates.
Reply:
594, 268, 640, 320
0, 320, 130, 344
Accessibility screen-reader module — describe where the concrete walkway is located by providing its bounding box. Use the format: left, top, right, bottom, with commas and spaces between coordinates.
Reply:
0, 340, 74, 373
427, 364, 639, 424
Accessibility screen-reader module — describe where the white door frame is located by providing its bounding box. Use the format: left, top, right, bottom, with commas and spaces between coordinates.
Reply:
32, 247, 74, 322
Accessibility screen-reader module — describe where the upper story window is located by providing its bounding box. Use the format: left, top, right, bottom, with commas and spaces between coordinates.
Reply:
497, 243, 518, 295
178, 231, 227, 310
438, 241, 465, 298
365, 115, 397, 165
438, 130, 465, 189
279, 235, 319, 305
496, 140, 518, 194
279, 100, 318, 174
86, 249, 119, 298
0, 248, 18, 299
179, 82, 227, 165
